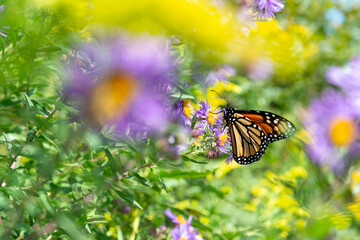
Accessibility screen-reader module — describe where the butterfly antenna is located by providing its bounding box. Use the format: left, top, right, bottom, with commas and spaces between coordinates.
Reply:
211, 89, 229, 104
209, 90, 228, 115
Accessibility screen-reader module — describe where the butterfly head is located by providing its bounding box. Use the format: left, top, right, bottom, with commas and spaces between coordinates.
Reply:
224, 105, 235, 118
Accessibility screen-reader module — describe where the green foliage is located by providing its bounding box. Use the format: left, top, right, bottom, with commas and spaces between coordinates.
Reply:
0, 0, 360, 239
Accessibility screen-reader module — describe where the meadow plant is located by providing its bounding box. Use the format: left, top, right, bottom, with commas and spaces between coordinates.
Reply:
0, 0, 360, 239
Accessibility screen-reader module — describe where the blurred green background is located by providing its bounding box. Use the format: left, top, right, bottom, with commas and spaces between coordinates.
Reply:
0, 0, 360, 239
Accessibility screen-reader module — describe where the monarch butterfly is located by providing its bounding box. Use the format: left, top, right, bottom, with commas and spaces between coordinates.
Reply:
223, 105, 296, 165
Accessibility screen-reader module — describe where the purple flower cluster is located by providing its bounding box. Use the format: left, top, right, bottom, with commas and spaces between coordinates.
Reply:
305, 53, 360, 174
327, 54, 360, 113
165, 209, 203, 240
305, 90, 360, 174
191, 101, 232, 160
254, 0, 284, 19
204, 65, 236, 87
64, 35, 176, 136
195, 100, 220, 134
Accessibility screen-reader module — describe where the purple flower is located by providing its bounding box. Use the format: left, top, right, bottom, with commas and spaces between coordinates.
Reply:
225, 153, 234, 165
0, 5, 8, 37
205, 65, 236, 86
174, 100, 195, 127
213, 125, 231, 156
304, 90, 360, 174
326, 54, 360, 113
254, 0, 284, 19
164, 209, 203, 240
165, 208, 190, 225
64, 35, 176, 135
195, 100, 220, 133
170, 224, 203, 240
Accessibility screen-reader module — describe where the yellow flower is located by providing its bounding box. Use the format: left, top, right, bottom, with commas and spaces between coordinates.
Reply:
206, 112, 217, 125
243, 203, 257, 212
283, 166, 308, 182
176, 215, 188, 225
104, 212, 113, 221
195, 81, 241, 108
19, 156, 31, 166
251, 185, 269, 197
275, 218, 291, 233
174, 199, 191, 209
348, 197, 360, 220
218, 133, 229, 147
295, 219, 306, 229
106, 226, 117, 237
200, 216, 210, 225
213, 161, 241, 179
194, 139, 201, 147
248, 21, 318, 78
183, 100, 195, 119
351, 170, 360, 196
327, 213, 351, 229
52, 0, 248, 63
89, 73, 140, 124
221, 186, 232, 195
275, 195, 298, 210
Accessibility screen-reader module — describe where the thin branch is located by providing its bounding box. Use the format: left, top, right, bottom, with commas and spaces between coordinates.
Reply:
118, 158, 163, 180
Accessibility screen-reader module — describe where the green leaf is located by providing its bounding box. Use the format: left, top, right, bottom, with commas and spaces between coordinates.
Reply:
132, 172, 151, 187
150, 168, 167, 190
117, 227, 124, 240
2, 133, 13, 160
112, 188, 143, 210
170, 92, 196, 101
182, 154, 210, 164
158, 169, 213, 179
39, 191, 54, 215
305, 218, 333, 238
104, 148, 118, 173
24, 93, 35, 114
56, 215, 89, 240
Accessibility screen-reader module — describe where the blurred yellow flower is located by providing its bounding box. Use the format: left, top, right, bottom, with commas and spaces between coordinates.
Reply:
351, 170, 360, 196
248, 21, 318, 78
183, 100, 195, 119
293, 129, 312, 145
106, 226, 117, 238
243, 203, 257, 212
221, 186, 232, 195
214, 161, 242, 179
283, 166, 308, 182
327, 213, 351, 230
251, 185, 268, 197
275, 195, 298, 210
348, 197, 360, 220
200, 216, 210, 225
246, 166, 310, 237
19, 156, 31, 166
49, 0, 249, 63
174, 199, 191, 209
195, 81, 241, 108
275, 218, 291, 233
104, 212, 112, 221
295, 219, 306, 229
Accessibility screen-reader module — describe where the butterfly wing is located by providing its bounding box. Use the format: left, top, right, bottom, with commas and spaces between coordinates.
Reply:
226, 109, 295, 165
